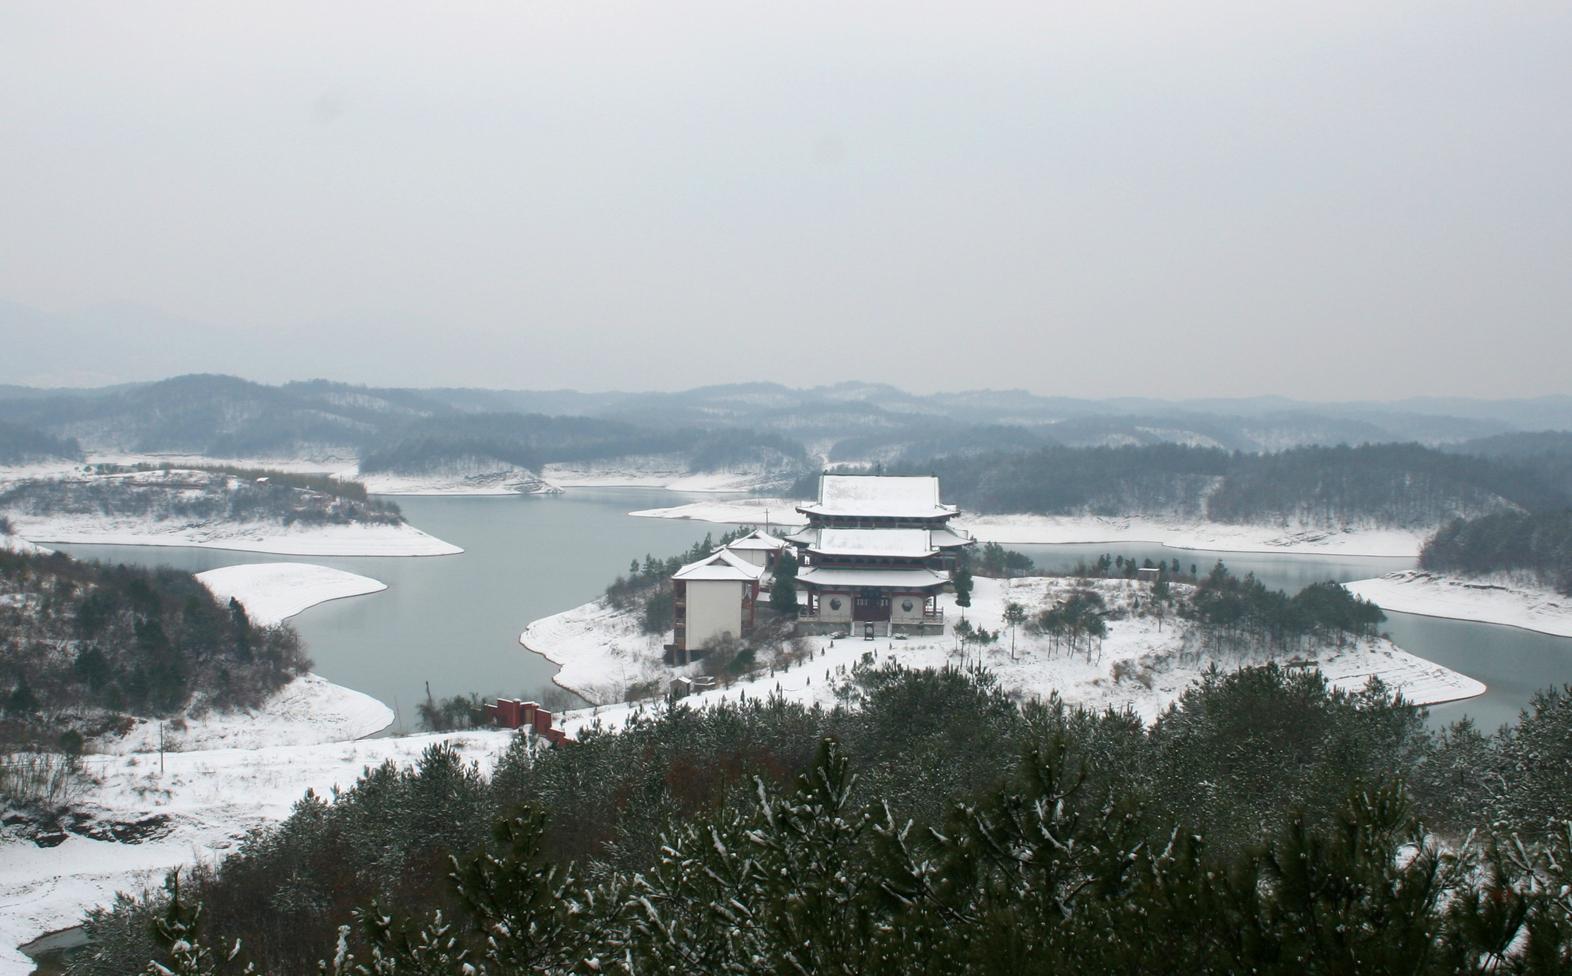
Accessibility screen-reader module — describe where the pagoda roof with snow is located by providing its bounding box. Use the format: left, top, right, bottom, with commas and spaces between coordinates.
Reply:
806, 528, 936, 558
788, 525, 973, 553
796, 475, 959, 520
672, 548, 765, 582
723, 529, 789, 552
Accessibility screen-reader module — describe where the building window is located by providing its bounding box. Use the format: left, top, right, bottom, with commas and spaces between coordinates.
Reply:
829, 598, 842, 611
901, 599, 914, 612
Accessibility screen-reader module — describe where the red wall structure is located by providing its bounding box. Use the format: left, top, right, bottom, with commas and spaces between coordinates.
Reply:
483, 698, 573, 745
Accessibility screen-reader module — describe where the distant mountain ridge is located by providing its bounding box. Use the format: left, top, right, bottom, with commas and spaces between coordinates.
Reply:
1, 375, 1569, 474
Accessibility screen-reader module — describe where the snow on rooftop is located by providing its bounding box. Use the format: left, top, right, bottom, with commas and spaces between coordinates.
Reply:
810, 528, 935, 558
799, 475, 958, 519
724, 529, 789, 551
928, 527, 974, 548
673, 548, 765, 581
796, 566, 951, 589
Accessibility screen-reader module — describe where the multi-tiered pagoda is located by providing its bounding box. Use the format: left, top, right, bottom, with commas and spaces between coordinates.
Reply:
788, 474, 972, 637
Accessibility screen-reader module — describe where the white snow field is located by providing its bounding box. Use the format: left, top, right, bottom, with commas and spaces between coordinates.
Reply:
525, 577, 1486, 732
625, 499, 1429, 558
6, 512, 462, 556
1345, 571, 1572, 638
195, 562, 388, 626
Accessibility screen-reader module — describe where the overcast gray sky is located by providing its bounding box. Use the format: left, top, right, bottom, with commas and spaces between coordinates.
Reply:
2, 2, 1568, 397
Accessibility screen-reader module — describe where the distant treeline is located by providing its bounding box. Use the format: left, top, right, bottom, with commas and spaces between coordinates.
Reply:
1421, 510, 1572, 596
0, 419, 82, 463
0, 469, 402, 526
876, 442, 1570, 527
71, 664, 1572, 975
0, 549, 308, 754
361, 413, 808, 477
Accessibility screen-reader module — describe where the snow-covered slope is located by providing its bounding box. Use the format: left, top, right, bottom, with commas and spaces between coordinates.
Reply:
1344, 571, 1572, 638
524, 577, 1485, 720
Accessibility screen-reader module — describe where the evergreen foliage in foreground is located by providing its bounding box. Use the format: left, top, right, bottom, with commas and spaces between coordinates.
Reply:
68, 666, 1572, 975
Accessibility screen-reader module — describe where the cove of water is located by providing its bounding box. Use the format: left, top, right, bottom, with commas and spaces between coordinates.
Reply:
53, 490, 718, 727
51, 497, 1572, 735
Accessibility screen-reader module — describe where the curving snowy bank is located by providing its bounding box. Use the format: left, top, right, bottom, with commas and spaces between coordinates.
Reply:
196, 562, 388, 626
1344, 571, 1572, 639
7, 515, 461, 556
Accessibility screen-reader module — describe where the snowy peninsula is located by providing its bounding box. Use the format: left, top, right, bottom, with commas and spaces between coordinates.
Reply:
1344, 571, 1572, 638
523, 576, 1485, 730
0, 467, 461, 556
196, 561, 388, 625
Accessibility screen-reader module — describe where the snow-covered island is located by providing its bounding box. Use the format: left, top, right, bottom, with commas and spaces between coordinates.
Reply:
523, 575, 1486, 733
1344, 571, 1572, 638
0, 466, 461, 556
626, 497, 1431, 558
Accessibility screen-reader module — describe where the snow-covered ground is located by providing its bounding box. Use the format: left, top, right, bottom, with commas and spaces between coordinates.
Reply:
626, 499, 1429, 558
3, 569, 1489, 970
1345, 571, 1572, 638
0, 532, 49, 555
97, 674, 393, 755
0, 728, 509, 976
520, 598, 672, 705
102, 561, 395, 753
195, 562, 387, 625
525, 577, 1487, 731
0, 464, 464, 555
6, 512, 461, 557
0, 556, 404, 968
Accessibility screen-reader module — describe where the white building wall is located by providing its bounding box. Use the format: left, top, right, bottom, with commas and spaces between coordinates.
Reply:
728, 548, 768, 568
686, 580, 743, 649
816, 591, 853, 623
889, 594, 927, 624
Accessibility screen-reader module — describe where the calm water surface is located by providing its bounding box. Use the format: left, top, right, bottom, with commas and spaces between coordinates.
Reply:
52, 500, 1572, 733
55, 490, 717, 728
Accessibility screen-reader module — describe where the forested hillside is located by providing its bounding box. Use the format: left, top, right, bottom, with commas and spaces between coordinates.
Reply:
0, 547, 307, 752
0, 467, 402, 527
358, 413, 807, 478
0, 420, 82, 463
908, 442, 1570, 528
1450, 431, 1572, 499
6, 376, 1569, 468
1421, 510, 1572, 596
69, 665, 1572, 975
